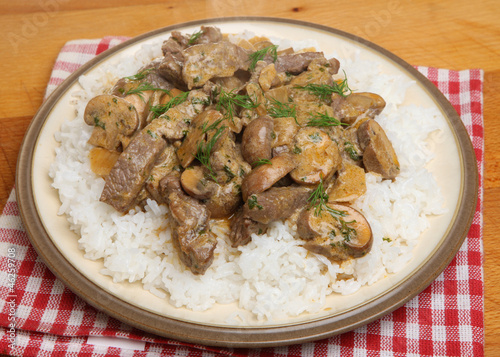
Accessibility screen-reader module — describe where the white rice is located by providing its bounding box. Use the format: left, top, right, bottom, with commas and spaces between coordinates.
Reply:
49, 33, 446, 322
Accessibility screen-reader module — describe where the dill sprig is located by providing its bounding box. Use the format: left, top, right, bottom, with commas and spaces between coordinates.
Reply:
188, 29, 203, 45
295, 71, 352, 101
149, 91, 189, 118
216, 89, 259, 121
248, 45, 279, 71
125, 82, 170, 101
195, 123, 226, 182
308, 178, 358, 242
306, 112, 345, 127
308, 178, 346, 218
124, 68, 154, 81
252, 158, 272, 167
267, 97, 296, 121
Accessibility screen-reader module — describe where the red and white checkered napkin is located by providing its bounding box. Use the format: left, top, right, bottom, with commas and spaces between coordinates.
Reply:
0, 37, 485, 356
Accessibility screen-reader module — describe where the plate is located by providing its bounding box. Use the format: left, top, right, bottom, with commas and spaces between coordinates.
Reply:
16, 17, 478, 347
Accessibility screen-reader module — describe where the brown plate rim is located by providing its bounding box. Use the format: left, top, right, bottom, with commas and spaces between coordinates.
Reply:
15, 16, 478, 348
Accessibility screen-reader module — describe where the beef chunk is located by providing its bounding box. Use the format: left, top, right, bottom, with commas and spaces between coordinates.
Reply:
243, 186, 310, 224
229, 208, 268, 247
100, 124, 167, 212
160, 175, 217, 274
182, 42, 250, 89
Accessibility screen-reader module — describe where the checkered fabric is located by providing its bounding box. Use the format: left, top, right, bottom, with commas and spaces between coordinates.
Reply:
0, 37, 484, 356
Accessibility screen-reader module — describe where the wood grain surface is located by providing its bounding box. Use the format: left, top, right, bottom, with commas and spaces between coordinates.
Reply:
1, 0, 498, 354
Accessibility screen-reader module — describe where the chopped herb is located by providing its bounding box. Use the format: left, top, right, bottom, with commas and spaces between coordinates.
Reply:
383, 237, 392, 243
252, 158, 272, 167
292, 145, 302, 154
193, 76, 201, 83
125, 82, 170, 101
294, 71, 352, 101
308, 132, 323, 143
149, 91, 189, 118
307, 177, 345, 218
124, 68, 154, 81
188, 29, 203, 45
248, 195, 263, 210
112, 97, 118, 104
339, 218, 357, 242
191, 96, 211, 106
248, 45, 279, 71
147, 129, 158, 139
94, 116, 105, 130
306, 112, 345, 127
216, 89, 259, 121
239, 168, 246, 177
267, 97, 297, 123
223, 165, 236, 180
344, 141, 361, 161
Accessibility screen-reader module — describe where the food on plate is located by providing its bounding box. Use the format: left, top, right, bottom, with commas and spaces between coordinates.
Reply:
83, 26, 398, 275
50, 25, 446, 321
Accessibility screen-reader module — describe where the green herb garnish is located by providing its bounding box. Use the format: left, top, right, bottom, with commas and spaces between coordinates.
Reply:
94, 116, 105, 130
292, 145, 302, 154
295, 72, 352, 101
252, 158, 272, 167
248, 195, 263, 210
124, 68, 154, 81
267, 97, 297, 122
188, 30, 203, 45
149, 91, 189, 119
306, 112, 344, 127
307, 178, 345, 218
248, 45, 279, 71
223, 165, 236, 180
383, 237, 392, 243
125, 82, 170, 101
344, 141, 361, 161
216, 89, 259, 121
308, 132, 323, 143
195, 123, 226, 182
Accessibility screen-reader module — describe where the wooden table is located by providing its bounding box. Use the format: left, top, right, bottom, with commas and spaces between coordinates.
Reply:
1, 0, 498, 354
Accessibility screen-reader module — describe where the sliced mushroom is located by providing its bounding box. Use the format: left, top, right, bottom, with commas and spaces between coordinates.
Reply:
327, 162, 367, 202
290, 127, 341, 185
357, 119, 400, 180
240, 153, 296, 201
241, 115, 274, 166
84, 94, 139, 151
180, 166, 217, 200
331, 92, 386, 125
297, 203, 373, 260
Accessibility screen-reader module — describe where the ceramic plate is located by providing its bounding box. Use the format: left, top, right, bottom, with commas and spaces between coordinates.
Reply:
16, 17, 478, 347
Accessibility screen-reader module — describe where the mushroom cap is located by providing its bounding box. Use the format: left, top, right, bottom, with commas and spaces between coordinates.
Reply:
357, 119, 400, 180
298, 203, 373, 260
240, 153, 296, 202
84, 94, 140, 150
